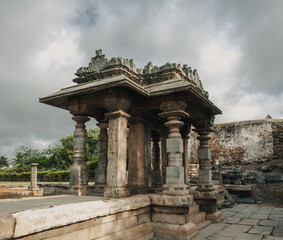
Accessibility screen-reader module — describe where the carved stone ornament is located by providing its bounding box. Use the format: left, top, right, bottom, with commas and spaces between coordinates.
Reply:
160, 100, 187, 112
73, 49, 208, 97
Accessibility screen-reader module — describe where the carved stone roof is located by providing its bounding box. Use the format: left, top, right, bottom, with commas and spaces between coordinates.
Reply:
73, 49, 208, 98
40, 49, 222, 116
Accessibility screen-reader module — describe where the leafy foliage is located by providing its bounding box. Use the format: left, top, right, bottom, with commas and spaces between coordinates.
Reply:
0, 156, 9, 168
12, 128, 99, 174
0, 170, 69, 182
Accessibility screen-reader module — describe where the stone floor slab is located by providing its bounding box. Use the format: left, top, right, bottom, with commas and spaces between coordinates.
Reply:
258, 219, 279, 227
238, 218, 260, 225
222, 211, 236, 218
273, 227, 283, 237
234, 212, 253, 218
234, 233, 263, 240
196, 223, 229, 239
269, 215, 283, 221
250, 213, 269, 220
207, 235, 234, 240
222, 217, 241, 224
214, 224, 251, 238
248, 226, 273, 235
265, 236, 283, 240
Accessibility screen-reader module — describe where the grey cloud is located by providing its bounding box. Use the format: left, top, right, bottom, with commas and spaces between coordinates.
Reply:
0, 0, 282, 159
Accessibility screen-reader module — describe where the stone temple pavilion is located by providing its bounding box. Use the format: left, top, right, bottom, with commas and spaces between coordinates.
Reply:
40, 50, 223, 239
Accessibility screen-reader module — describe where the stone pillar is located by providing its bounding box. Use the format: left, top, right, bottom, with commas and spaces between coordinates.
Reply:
30, 163, 38, 189
159, 106, 190, 195
183, 134, 189, 186
93, 122, 108, 193
193, 123, 223, 222
196, 128, 213, 191
69, 115, 90, 195
128, 118, 146, 194
149, 102, 198, 239
151, 131, 162, 189
160, 129, 167, 185
104, 110, 130, 198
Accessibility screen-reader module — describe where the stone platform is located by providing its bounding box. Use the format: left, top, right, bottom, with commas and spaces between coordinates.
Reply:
0, 186, 43, 199
1, 193, 282, 240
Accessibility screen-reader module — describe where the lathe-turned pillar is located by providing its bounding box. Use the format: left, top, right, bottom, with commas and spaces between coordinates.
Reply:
69, 115, 90, 195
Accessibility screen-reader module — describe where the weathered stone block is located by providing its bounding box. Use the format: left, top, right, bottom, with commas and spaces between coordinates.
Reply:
12, 201, 110, 238
167, 138, 184, 153
95, 222, 153, 240
188, 212, 206, 224
107, 195, 151, 215
166, 166, 184, 184
149, 194, 194, 207
206, 211, 222, 223
198, 169, 212, 184
198, 148, 211, 160
137, 213, 151, 224
152, 222, 179, 236
153, 206, 189, 214
189, 205, 200, 215
0, 213, 15, 239
178, 222, 197, 237
152, 212, 187, 225
104, 186, 130, 198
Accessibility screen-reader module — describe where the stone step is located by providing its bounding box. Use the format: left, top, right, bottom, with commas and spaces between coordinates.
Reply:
188, 212, 206, 224
189, 205, 200, 215
196, 220, 212, 231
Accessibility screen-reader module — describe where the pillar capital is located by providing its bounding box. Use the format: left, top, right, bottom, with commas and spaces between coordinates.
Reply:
159, 100, 187, 112
159, 111, 189, 139
103, 91, 132, 112
72, 115, 90, 124
105, 110, 131, 120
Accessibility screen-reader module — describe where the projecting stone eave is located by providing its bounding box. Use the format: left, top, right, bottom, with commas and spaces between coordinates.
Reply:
39, 74, 149, 110
145, 78, 222, 115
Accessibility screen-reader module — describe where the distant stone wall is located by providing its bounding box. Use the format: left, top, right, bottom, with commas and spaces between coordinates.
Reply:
188, 119, 283, 165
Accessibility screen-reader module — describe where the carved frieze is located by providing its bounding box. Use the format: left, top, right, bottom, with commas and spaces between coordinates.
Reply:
73, 49, 208, 97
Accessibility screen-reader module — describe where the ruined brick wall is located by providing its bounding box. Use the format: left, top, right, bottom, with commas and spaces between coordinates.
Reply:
272, 120, 283, 160
188, 119, 283, 165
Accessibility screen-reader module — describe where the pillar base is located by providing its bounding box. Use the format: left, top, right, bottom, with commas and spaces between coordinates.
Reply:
69, 163, 88, 186
91, 184, 105, 193
163, 184, 189, 196
196, 184, 214, 192
128, 185, 147, 194
197, 169, 213, 191
69, 185, 89, 196
104, 186, 130, 198
206, 211, 223, 223
192, 189, 222, 213
149, 193, 199, 240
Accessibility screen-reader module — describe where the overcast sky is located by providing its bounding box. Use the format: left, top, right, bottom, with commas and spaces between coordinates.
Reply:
0, 0, 282, 159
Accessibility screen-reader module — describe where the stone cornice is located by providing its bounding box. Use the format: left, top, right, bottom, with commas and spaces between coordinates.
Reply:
73, 49, 208, 98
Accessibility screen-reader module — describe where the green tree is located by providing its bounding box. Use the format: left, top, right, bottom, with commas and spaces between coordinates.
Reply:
12, 128, 99, 174
0, 156, 9, 168
13, 146, 48, 172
